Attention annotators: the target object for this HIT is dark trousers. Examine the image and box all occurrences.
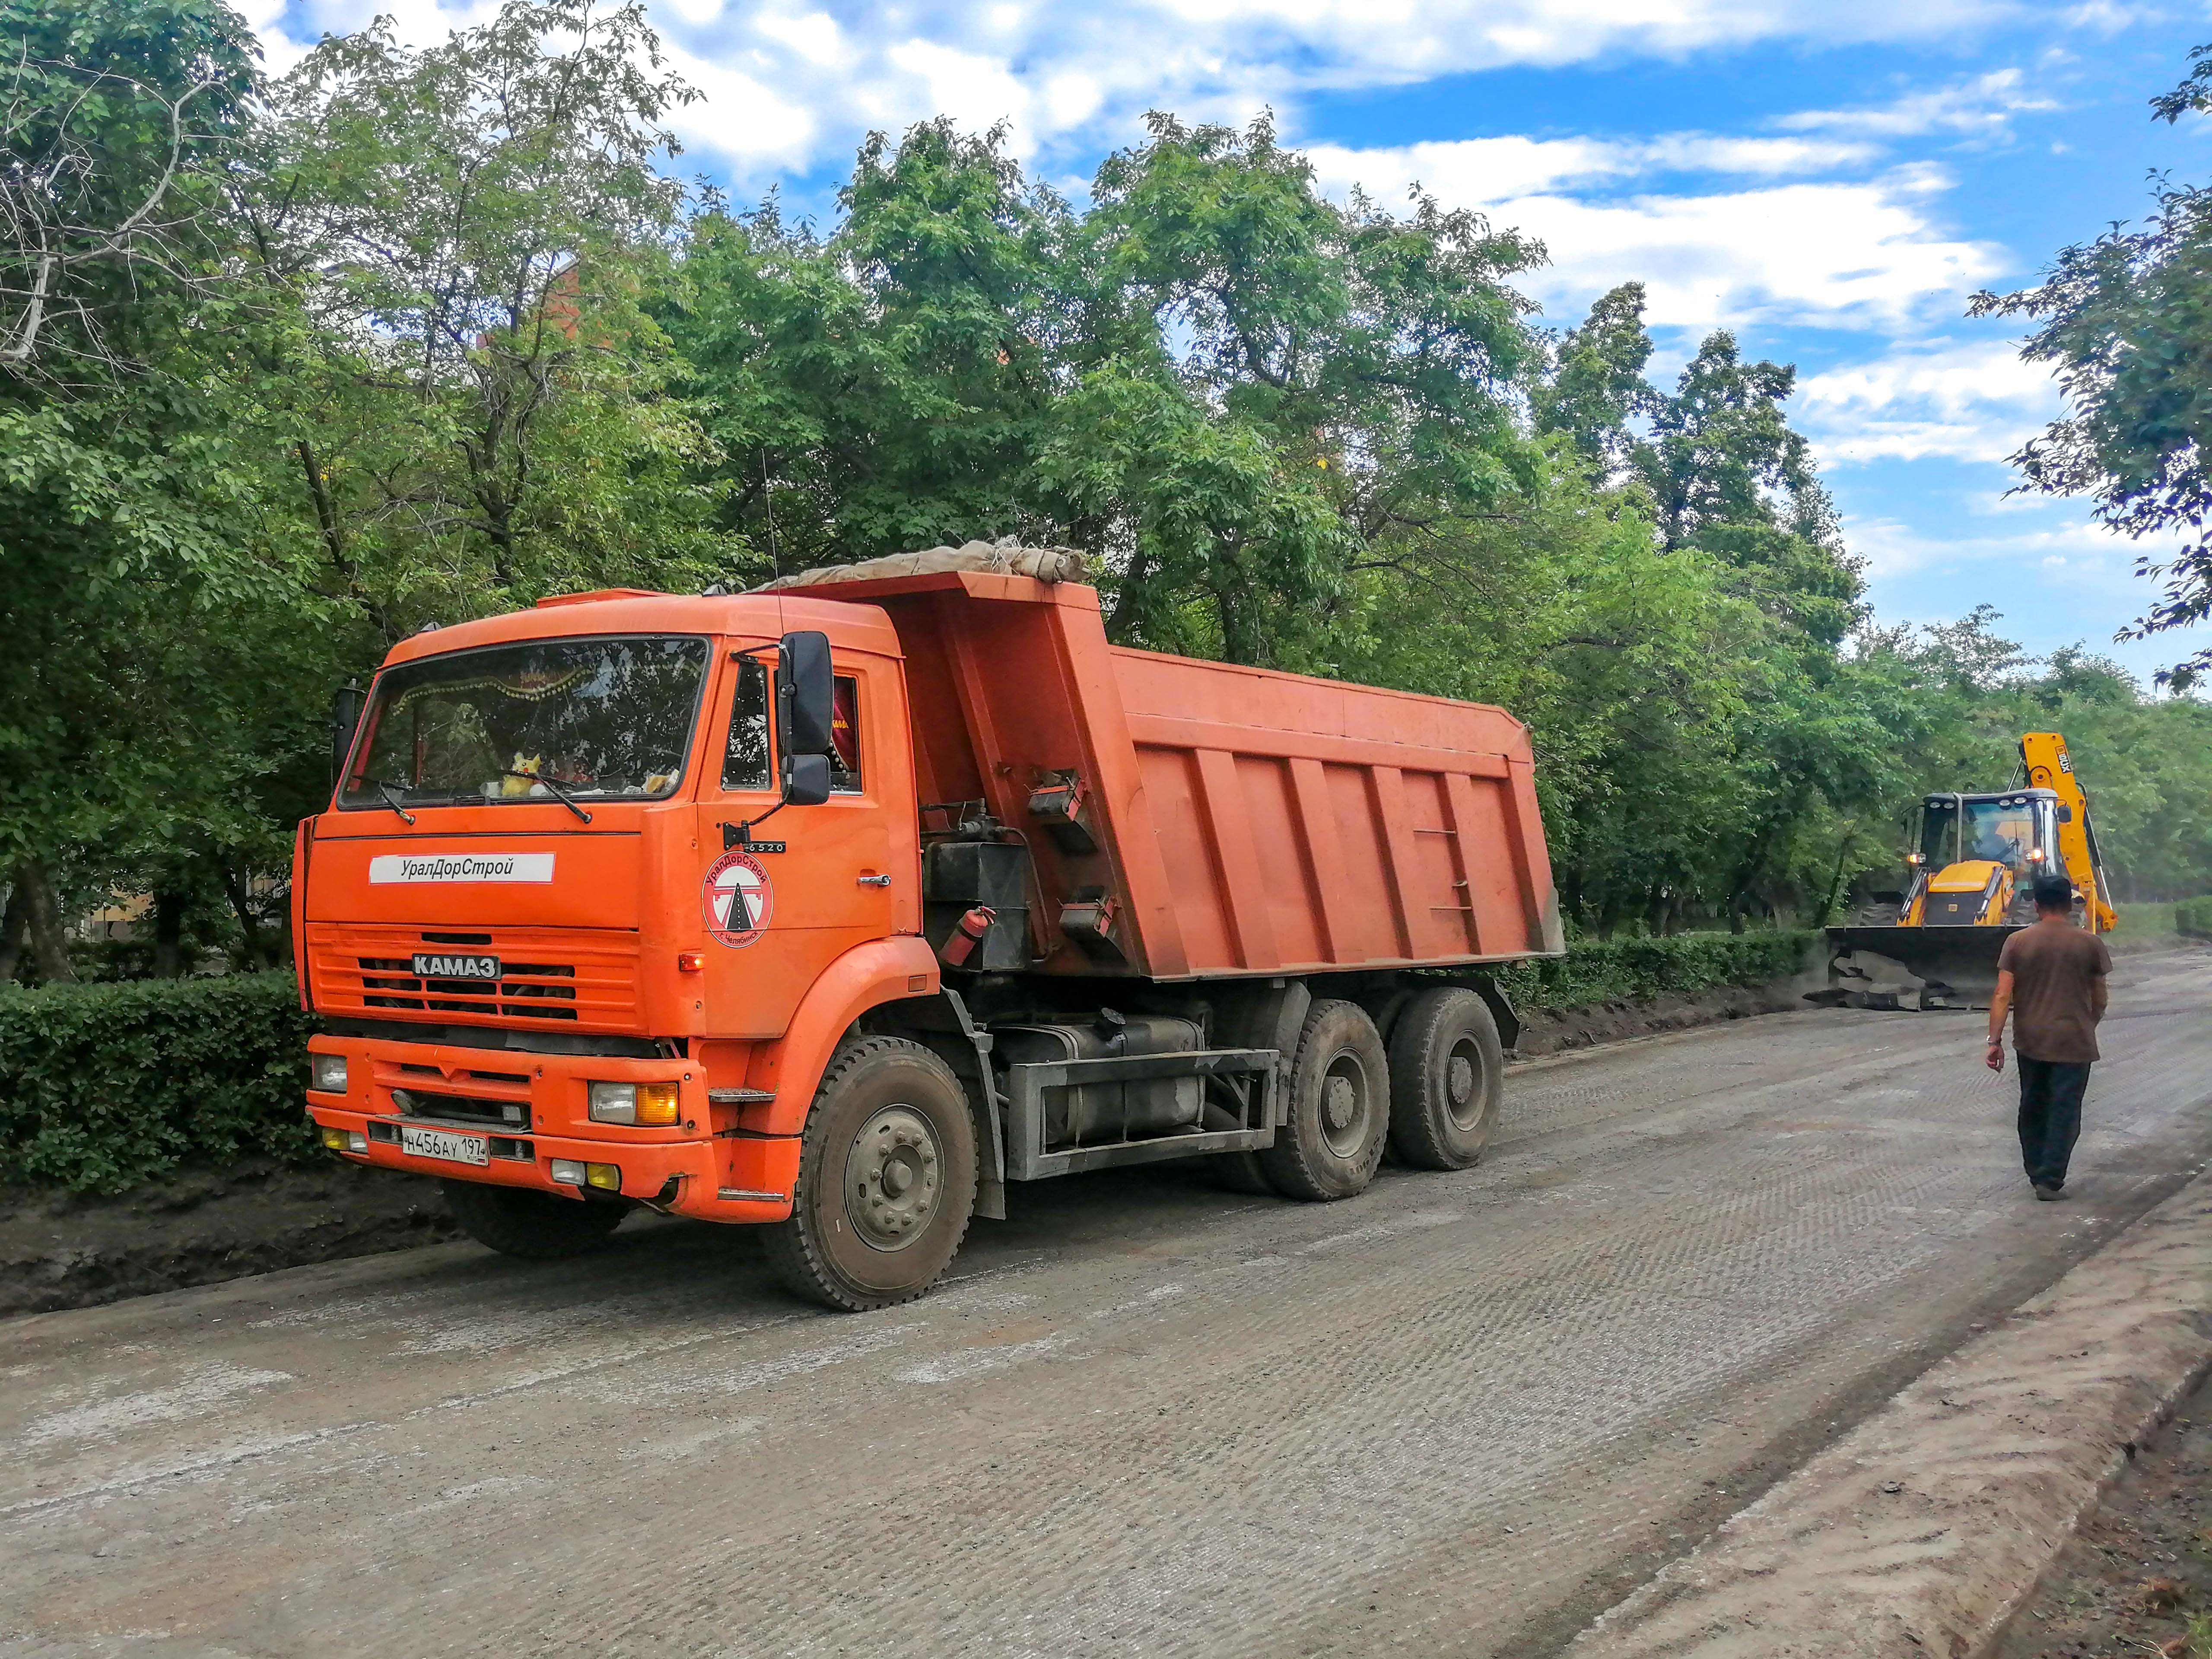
[2016,1057,2090,1189]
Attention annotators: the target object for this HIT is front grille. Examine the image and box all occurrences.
[359,957,578,1020]
[308,924,640,1033]
[392,1088,530,1129]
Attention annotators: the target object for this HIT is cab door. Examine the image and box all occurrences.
[692,646,909,1038]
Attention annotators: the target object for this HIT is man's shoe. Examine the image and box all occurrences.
[2033,1184,2066,1201]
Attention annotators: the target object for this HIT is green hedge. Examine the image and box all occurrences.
[1495,930,1816,1011]
[2178,897,2212,941]
[2,933,1816,1196]
[0,973,317,1194]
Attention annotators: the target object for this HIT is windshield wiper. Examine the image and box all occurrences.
[498,768,592,823]
[355,776,417,825]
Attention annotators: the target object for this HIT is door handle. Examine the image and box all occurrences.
[857,873,891,887]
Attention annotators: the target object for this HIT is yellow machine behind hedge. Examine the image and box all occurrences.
[1818,731,2115,1011]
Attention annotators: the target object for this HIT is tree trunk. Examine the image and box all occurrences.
[1815,827,1858,930]
[1104,546,1152,645]
[153,889,187,977]
[18,860,76,983]
[0,876,26,983]
[222,863,270,968]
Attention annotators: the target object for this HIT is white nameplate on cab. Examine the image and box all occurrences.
[369,853,556,884]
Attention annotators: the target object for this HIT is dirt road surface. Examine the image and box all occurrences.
[6,950,2209,1659]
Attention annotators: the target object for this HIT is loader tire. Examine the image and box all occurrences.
[1259,999,1389,1201]
[442,1179,627,1260]
[1385,987,1503,1171]
[762,1036,977,1313]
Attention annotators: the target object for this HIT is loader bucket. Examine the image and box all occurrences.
[1811,924,2023,1011]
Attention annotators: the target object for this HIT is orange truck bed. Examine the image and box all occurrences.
[776,565,1564,978]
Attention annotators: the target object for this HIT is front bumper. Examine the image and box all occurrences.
[304,1033,795,1222]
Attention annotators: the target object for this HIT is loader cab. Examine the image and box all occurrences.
[1906,790,2065,925]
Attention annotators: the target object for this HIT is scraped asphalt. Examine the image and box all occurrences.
[5,950,2209,1659]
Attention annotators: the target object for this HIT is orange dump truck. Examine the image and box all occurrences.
[298,550,1563,1309]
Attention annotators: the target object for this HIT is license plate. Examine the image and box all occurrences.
[400,1124,489,1166]
[413,951,500,979]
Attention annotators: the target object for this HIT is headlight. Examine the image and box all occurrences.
[588,1081,681,1126]
[311,1053,348,1093]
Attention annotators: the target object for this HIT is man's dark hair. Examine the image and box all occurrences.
[2033,874,2075,913]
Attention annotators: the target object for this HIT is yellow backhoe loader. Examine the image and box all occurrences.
[1818,732,2114,1010]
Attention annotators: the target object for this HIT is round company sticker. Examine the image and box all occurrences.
[702,849,773,947]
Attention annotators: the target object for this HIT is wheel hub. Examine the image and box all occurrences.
[1319,1054,1370,1155]
[1447,1053,1475,1107]
[1445,1039,1483,1128]
[845,1104,941,1251]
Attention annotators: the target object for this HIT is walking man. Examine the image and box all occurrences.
[1984,873,2111,1200]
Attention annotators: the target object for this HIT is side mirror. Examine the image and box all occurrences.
[2056,804,2074,823]
[330,680,364,786]
[782,751,832,808]
[777,630,835,760]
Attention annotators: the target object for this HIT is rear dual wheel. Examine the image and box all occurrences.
[1260,999,1391,1201]
[762,1036,978,1313]
[1386,988,1503,1170]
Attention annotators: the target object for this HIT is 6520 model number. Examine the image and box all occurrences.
[413,952,500,979]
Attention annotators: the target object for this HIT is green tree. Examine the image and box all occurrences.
[241,0,736,639]
[0,0,316,981]
[1969,41,2212,690]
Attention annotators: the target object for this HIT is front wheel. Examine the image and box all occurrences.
[441,1179,628,1260]
[762,1036,979,1312]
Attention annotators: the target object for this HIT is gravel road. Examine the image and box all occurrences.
[5,950,2209,1659]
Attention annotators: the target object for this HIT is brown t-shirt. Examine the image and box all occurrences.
[1998,923,2112,1063]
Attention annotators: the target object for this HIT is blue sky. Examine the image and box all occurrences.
[254,0,2212,686]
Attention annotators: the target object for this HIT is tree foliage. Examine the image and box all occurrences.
[3,0,2208,984]
[1971,42,2212,691]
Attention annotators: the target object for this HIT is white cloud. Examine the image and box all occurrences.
[261,0,2026,181]
[1306,143,2003,331]
[1847,511,2170,582]
[1796,339,2059,465]
[1777,67,2059,140]
[755,10,842,57]
[658,42,822,167]
[1303,133,1878,204]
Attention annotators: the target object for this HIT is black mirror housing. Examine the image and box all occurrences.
[330,680,365,786]
[783,751,832,807]
[777,630,835,758]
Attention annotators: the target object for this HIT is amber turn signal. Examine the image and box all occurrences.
[677,950,705,973]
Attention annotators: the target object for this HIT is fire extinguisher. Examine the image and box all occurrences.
[940,906,996,969]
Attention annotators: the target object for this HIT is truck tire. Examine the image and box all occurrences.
[441,1179,628,1260]
[762,1036,978,1313]
[1385,987,1503,1170]
[1259,999,1389,1201]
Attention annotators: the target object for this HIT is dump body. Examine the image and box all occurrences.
[775,565,1565,978]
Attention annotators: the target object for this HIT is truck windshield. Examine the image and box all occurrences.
[341,636,710,809]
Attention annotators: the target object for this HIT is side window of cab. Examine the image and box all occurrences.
[828,675,862,794]
[721,658,771,791]
[719,657,864,795]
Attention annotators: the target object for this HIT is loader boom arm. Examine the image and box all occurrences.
[2018,731,2115,932]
